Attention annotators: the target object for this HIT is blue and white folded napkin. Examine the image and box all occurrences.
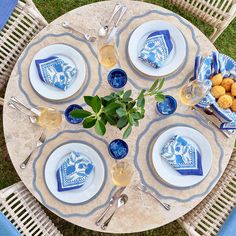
[139,30,173,69]
[161,135,203,176]
[35,56,78,91]
[56,151,94,192]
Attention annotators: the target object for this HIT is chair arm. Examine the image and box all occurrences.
[231,0,236,17]
[24,0,48,26]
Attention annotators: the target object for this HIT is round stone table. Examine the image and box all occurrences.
[3,0,235,234]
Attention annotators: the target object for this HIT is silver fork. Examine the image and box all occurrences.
[136,184,171,210]
[20,133,46,169]
[62,21,96,42]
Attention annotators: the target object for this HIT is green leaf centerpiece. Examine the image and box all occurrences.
[70,79,165,139]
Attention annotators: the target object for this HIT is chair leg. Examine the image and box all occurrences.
[0,97,4,106]
[209,27,221,43]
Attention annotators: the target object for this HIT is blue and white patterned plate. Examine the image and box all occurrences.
[44,142,105,204]
[197,52,236,125]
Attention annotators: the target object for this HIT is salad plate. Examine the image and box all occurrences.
[29,44,86,101]
[44,142,105,204]
[152,126,212,188]
[128,20,186,77]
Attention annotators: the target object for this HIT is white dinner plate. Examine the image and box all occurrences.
[152,126,212,188]
[128,20,186,77]
[44,142,105,204]
[29,44,86,101]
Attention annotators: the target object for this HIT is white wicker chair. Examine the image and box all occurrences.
[178,148,236,236]
[0,181,62,236]
[170,0,236,42]
[0,0,48,90]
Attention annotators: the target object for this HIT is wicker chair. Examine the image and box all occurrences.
[178,148,236,236]
[170,0,236,42]
[0,181,62,236]
[0,0,48,90]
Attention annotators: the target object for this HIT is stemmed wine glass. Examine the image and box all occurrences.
[179,79,211,106]
[179,55,211,106]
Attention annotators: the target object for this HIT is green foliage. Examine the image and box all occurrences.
[70,79,165,138]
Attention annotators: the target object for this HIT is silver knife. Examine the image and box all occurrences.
[10,96,41,116]
[192,107,232,138]
[107,6,127,41]
[95,187,125,226]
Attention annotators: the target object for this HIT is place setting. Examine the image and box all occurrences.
[115,8,200,91]
[32,129,110,215]
[16,32,103,110]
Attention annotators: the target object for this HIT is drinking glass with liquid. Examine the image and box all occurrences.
[98,38,118,68]
[36,107,62,131]
[111,161,133,187]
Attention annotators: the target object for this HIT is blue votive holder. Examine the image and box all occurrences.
[108,139,129,160]
[156,95,177,115]
[65,104,83,124]
[107,69,127,89]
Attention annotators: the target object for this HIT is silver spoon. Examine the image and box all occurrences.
[95,187,125,226]
[20,132,46,169]
[101,194,128,230]
[136,184,171,210]
[8,102,37,124]
[98,3,122,37]
[62,21,96,42]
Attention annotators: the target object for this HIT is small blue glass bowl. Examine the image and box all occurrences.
[65,104,83,124]
[156,95,177,115]
[108,139,129,160]
[107,69,127,89]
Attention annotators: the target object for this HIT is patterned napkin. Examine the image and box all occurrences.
[138,30,173,69]
[56,151,94,192]
[161,135,203,176]
[35,56,78,91]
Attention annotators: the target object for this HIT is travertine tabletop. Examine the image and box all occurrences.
[3,0,235,234]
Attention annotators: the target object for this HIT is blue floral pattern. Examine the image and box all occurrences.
[161,135,203,176]
[196,52,236,127]
[139,30,173,69]
[56,151,94,192]
[35,56,78,91]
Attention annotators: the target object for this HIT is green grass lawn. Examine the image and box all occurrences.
[0,0,235,235]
